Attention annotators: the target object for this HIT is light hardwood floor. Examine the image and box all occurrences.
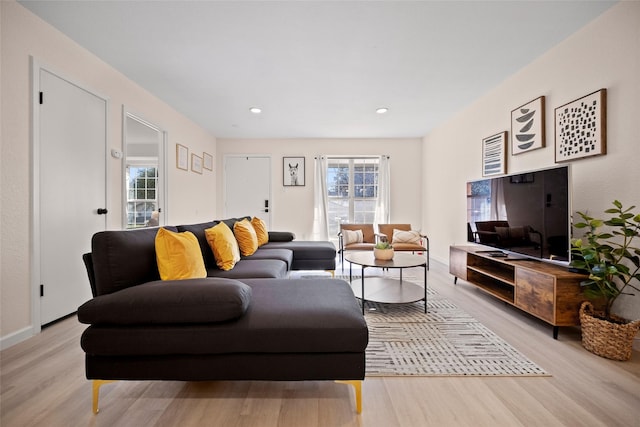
[2,259,639,427]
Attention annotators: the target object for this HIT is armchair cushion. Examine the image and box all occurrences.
[391,229,421,244]
[343,229,363,245]
[340,224,375,244]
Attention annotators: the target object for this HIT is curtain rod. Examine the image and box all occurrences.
[314,155,390,160]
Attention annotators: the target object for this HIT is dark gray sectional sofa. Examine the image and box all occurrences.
[78,217,368,414]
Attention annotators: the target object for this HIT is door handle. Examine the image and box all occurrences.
[97,208,108,215]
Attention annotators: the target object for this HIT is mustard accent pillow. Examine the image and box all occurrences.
[204,222,241,271]
[234,219,259,256]
[251,217,269,246]
[155,227,207,280]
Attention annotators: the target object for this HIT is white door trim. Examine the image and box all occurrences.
[30,57,110,332]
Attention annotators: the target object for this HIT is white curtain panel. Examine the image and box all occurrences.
[374,155,391,227]
[312,155,329,240]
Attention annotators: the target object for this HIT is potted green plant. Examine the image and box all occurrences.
[373,240,394,260]
[570,200,640,361]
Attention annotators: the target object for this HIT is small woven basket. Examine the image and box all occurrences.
[579,301,640,361]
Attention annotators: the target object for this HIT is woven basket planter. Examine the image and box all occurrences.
[579,301,640,361]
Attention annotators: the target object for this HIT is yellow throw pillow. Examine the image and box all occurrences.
[234,219,259,256]
[204,222,241,271]
[251,217,269,246]
[155,227,207,280]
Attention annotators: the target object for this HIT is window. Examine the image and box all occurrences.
[326,157,379,240]
[126,165,157,228]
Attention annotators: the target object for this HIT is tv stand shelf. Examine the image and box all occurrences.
[450,245,586,339]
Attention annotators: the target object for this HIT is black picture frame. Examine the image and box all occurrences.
[283,156,305,186]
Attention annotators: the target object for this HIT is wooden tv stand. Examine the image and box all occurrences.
[449,245,586,339]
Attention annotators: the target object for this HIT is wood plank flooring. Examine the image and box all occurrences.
[2,260,639,426]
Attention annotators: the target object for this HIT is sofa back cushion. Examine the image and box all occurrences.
[177,221,219,269]
[91,227,177,296]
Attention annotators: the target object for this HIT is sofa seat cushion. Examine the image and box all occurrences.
[78,278,251,325]
[207,259,287,279]
[242,248,294,270]
[81,278,367,356]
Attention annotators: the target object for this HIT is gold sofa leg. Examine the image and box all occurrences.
[336,380,362,413]
[92,380,116,414]
[327,270,335,277]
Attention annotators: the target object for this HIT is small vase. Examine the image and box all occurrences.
[374,248,394,260]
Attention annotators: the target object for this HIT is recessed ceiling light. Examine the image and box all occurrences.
[249,107,262,114]
[376,107,389,114]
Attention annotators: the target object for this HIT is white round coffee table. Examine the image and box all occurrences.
[344,252,428,314]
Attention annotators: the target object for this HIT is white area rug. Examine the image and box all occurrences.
[293,270,549,377]
[363,296,549,376]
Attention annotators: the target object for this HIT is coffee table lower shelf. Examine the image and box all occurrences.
[349,278,425,306]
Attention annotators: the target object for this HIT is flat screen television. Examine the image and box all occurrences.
[466,165,571,263]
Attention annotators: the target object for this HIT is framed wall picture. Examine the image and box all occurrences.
[191,153,203,174]
[176,143,188,170]
[511,96,545,155]
[283,156,305,186]
[555,88,607,163]
[482,131,507,177]
[203,152,213,171]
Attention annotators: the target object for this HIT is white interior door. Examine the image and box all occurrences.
[224,156,271,228]
[38,69,107,325]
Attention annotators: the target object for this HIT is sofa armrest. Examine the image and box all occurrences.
[268,231,296,242]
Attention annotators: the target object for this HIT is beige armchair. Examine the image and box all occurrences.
[377,224,429,269]
[338,224,378,271]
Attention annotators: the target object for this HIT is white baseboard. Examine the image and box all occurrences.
[0,326,35,351]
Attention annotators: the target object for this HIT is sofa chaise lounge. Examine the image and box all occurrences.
[79,217,368,414]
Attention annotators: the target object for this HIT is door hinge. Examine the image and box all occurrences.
[39,92,44,105]
[40,284,44,297]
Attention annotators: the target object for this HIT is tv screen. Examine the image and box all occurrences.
[466,166,570,262]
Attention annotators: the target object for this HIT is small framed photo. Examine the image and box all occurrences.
[191,153,203,174]
[176,143,188,170]
[283,156,305,186]
[482,131,507,177]
[203,152,213,171]
[511,96,545,155]
[555,88,607,163]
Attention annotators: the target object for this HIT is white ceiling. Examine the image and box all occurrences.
[19,1,616,139]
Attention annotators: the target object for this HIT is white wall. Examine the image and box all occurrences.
[216,138,423,240]
[0,1,217,345]
[422,1,640,320]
